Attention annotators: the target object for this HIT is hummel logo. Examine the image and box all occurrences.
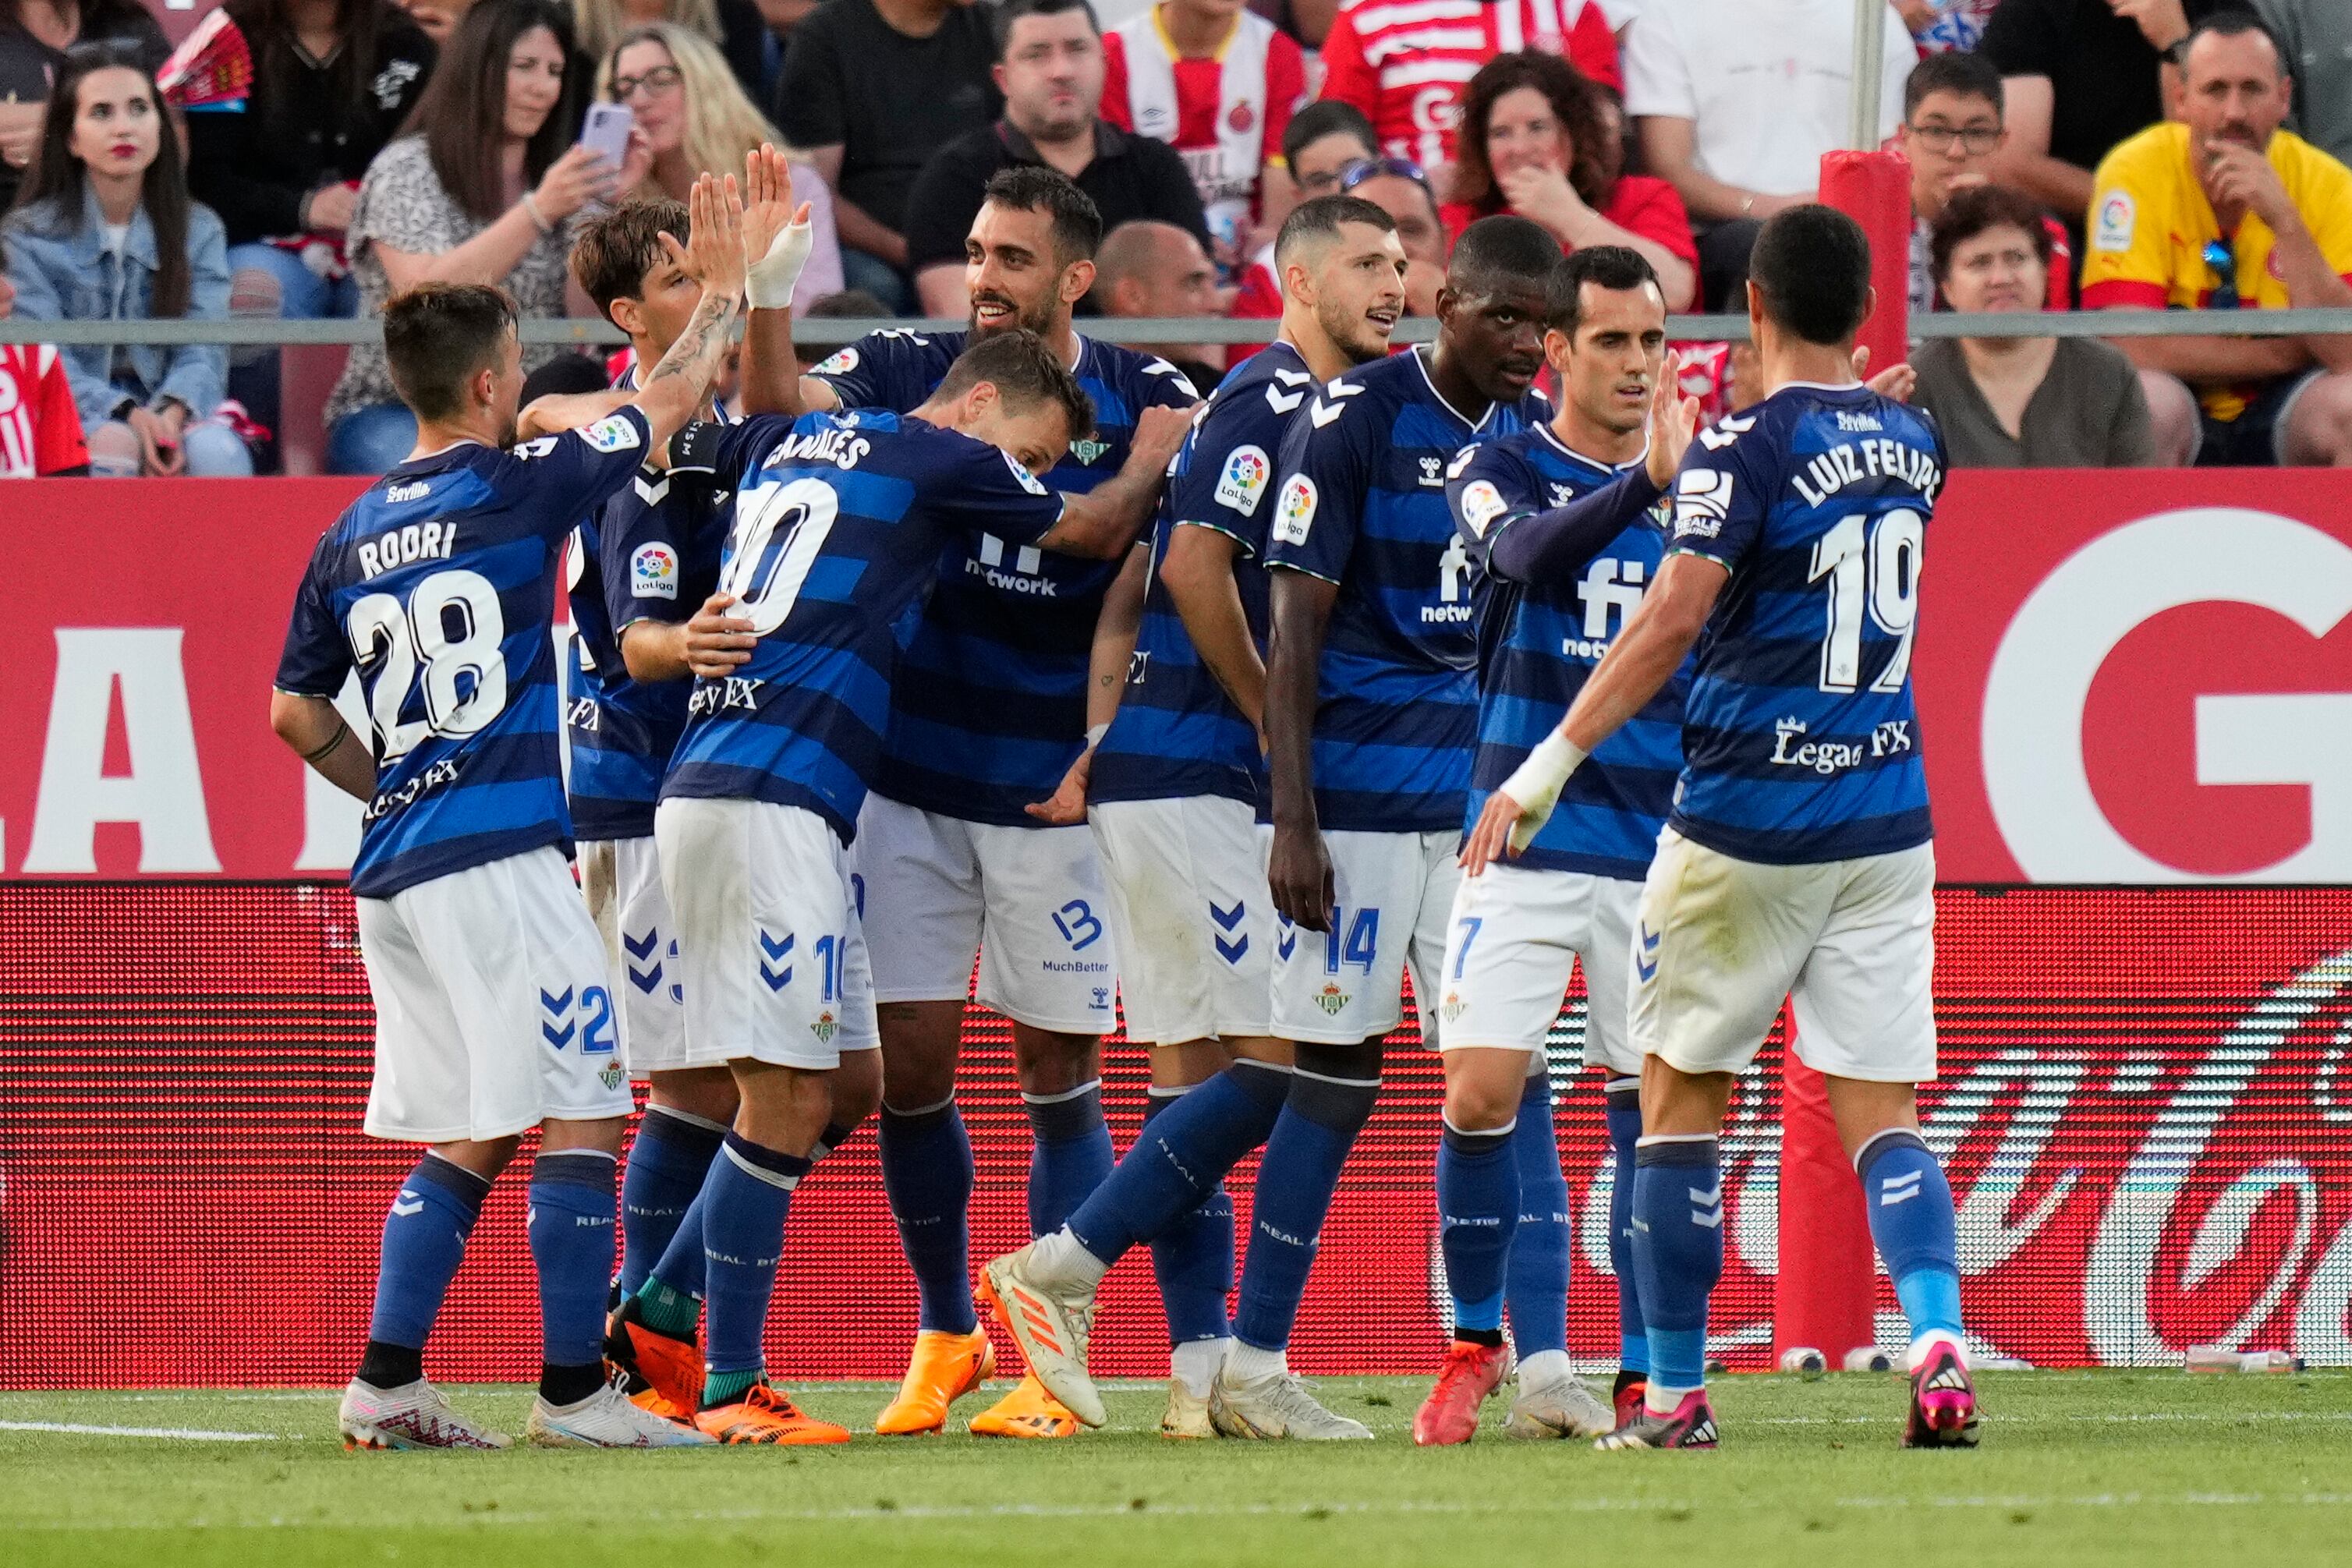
[1276,917,1296,961]
[1266,384,1305,414]
[1690,1180,1723,1228]
[391,1195,423,1218]
[1309,398,1344,428]
[540,986,576,1048]
[632,473,670,507]
[1635,923,1661,983]
[1273,367,1312,385]
[759,929,794,991]
[1698,413,1756,451]
[1880,1170,1924,1206]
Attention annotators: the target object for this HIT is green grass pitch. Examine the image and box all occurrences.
[5,1372,2349,1566]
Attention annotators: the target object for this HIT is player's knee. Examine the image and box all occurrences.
[731,1060,833,1150]
[1441,1049,1529,1132]
[1009,1025,1098,1095]
[830,1049,884,1129]
[430,1132,522,1180]
[1149,1036,1229,1088]
[2285,373,2352,465]
[649,1067,739,1126]
[540,1115,626,1156]
[877,1002,960,1106]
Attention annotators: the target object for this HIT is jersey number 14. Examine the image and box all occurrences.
[1806,508,1922,695]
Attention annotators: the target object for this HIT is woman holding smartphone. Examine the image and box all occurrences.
[325,0,643,472]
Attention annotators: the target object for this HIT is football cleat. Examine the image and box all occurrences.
[1503,1368,1615,1440]
[1412,1340,1509,1446]
[606,1294,703,1417]
[1594,1386,1718,1450]
[1160,1379,1215,1439]
[526,1372,715,1447]
[978,1245,1103,1428]
[1903,1338,1981,1449]
[875,1327,997,1435]
[1611,1372,1648,1433]
[338,1377,511,1451]
[1210,1370,1374,1441]
[693,1381,852,1446]
[967,1372,1081,1439]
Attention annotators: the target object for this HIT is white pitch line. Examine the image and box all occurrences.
[0,1421,293,1443]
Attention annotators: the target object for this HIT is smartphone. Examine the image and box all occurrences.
[579,103,633,169]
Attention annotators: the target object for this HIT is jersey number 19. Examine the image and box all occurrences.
[1806,508,1922,695]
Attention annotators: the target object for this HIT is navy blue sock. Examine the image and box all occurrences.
[1234,1046,1381,1352]
[619,1107,724,1297]
[699,1132,810,1407]
[1142,1086,1255,1348]
[1025,1081,1113,1238]
[1604,1079,1649,1375]
[1504,1069,1569,1360]
[363,1154,491,1382]
[1069,1060,1289,1264]
[528,1150,618,1400]
[1439,1120,1518,1336]
[878,1098,977,1335]
[1631,1137,1723,1392]
[1857,1127,1964,1338]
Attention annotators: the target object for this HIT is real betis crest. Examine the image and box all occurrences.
[810,1010,838,1044]
[1314,982,1350,1016]
[1069,436,1112,465]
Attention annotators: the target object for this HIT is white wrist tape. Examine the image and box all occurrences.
[1085,723,1110,749]
[746,215,814,310]
[1498,729,1587,852]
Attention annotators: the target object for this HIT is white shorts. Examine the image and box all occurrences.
[655,796,880,1070]
[856,793,1118,1035]
[1089,796,1272,1046]
[1433,862,1643,1074]
[1270,829,1458,1046]
[1629,827,1937,1083]
[356,846,632,1144]
[579,835,691,1078]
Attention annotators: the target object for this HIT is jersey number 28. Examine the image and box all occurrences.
[1806,508,1922,695]
[345,569,508,761]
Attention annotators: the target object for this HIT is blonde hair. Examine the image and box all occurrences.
[574,0,721,70]
[596,20,802,195]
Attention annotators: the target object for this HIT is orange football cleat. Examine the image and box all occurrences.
[629,1384,699,1425]
[1412,1340,1509,1446]
[967,1372,1080,1439]
[692,1382,852,1446]
[607,1297,704,1417]
[875,1327,997,1435]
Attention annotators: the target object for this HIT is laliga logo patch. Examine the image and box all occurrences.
[631,542,679,600]
[583,414,642,454]
[814,345,859,376]
[1215,444,1271,515]
[2093,191,2134,253]
[1458,479,1507,539]
[1000,449,1049,494]
[1273,475,1317,547]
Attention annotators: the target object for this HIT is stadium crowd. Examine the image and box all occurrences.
[2,0,2348,474]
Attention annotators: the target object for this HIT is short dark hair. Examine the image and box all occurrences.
[519,352,611,404]
[1282,99,1376,171]
[981,165,1104,265]
[1447,214,1561,297]
[803,288,891,320]
[2184,8,2283,69]
[1546,245,1660,333]
[1929,184,2053,281]
[402,0,583,223]
[993,0,1098,57]
[569,198,690,324]
[1273,194,1396,269]
[383,283,520,421]
[1903,49,2004,119]
[935,327,1096,444]
[1750,205,1872,346]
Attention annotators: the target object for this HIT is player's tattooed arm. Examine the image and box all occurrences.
[1036,402,1195,559]
[632,175,748,455]
[270,692,375,802]
[516,389,632,441]
[1264,568,1339,932]
[1163,522,1266,731]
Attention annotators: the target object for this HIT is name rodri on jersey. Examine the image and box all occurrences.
[273,409,657,898]
[1665,384,1943,865]
[811,327,1197,822]
[656,409,1068,838]
[1091,341,1316,809]
[1263,348,1546,832]
[1451,427,1683,880]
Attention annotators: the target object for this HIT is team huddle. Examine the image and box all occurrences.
[271,143,1978,1455]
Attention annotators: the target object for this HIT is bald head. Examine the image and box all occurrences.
[1094,221,1221,320]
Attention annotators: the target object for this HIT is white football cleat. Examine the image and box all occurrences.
[526,1372,716,1447]
[1504,1368,1615,1439]
[1208,1370,1374,1440]
[338,1377,511,1450]
[979,1244,1103,1428]
[1160,1380,1214,1439]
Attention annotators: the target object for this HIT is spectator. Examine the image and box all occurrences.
[1983,0,2223,234]
[774,0,999,315]
[1913,184,2156,465]
[902,0,1208,318]
[1897,51,2073,314]
[1101,0,1306,270]
[1093,216,1224,389]
[1624,0,1915,310]
[1440,51,1696,311]
[2255,0,2352,168]
[2084,12,2352,466]
[395,0,475,41]
[1899,0,1996,51]
[573,0,770,102]
[2,46,252,476]
[1317,0,1620,174]
[325,0,623,473]
[597,22,842,309]
[1227,97,1376,320]
[0,260,90,473]
[1339,154,1444,315]
[794,284,888,367]
[0,0,168,212]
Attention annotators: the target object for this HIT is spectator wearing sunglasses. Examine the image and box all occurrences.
[2084,12,2352,465]
[1897,51,2071,316]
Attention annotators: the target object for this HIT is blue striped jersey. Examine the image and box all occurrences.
[275,408,657,898]
[1449,427,1684,880]
[1262,347,1547,833]
[564,461,728,841]
[812,327,1198,823]
[1663,382,1943,865]
[1091,341,1317,808]
[657,408,1068,840]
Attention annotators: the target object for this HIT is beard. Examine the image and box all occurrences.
[969,291,1057,340]
[1315,291,1392,366]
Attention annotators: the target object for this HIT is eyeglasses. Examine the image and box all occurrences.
[2201,239,2241,309]
[1904,123,2003,154]
[610,64,682,101]
[1337,156,1430,195]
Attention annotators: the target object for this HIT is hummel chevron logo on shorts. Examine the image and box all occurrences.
[758,929,793,991]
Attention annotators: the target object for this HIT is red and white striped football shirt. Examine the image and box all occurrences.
[1318,0,1621,172]
[0,344,89,477]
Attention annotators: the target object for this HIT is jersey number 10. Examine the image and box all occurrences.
[722,476,841,635]
[1806,508,1922,695]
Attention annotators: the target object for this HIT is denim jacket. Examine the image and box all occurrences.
[0,183,232,427]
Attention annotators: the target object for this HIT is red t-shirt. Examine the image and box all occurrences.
[1102,8,1308,246]
[0,345,89,476]
[1440,173,1698,265]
